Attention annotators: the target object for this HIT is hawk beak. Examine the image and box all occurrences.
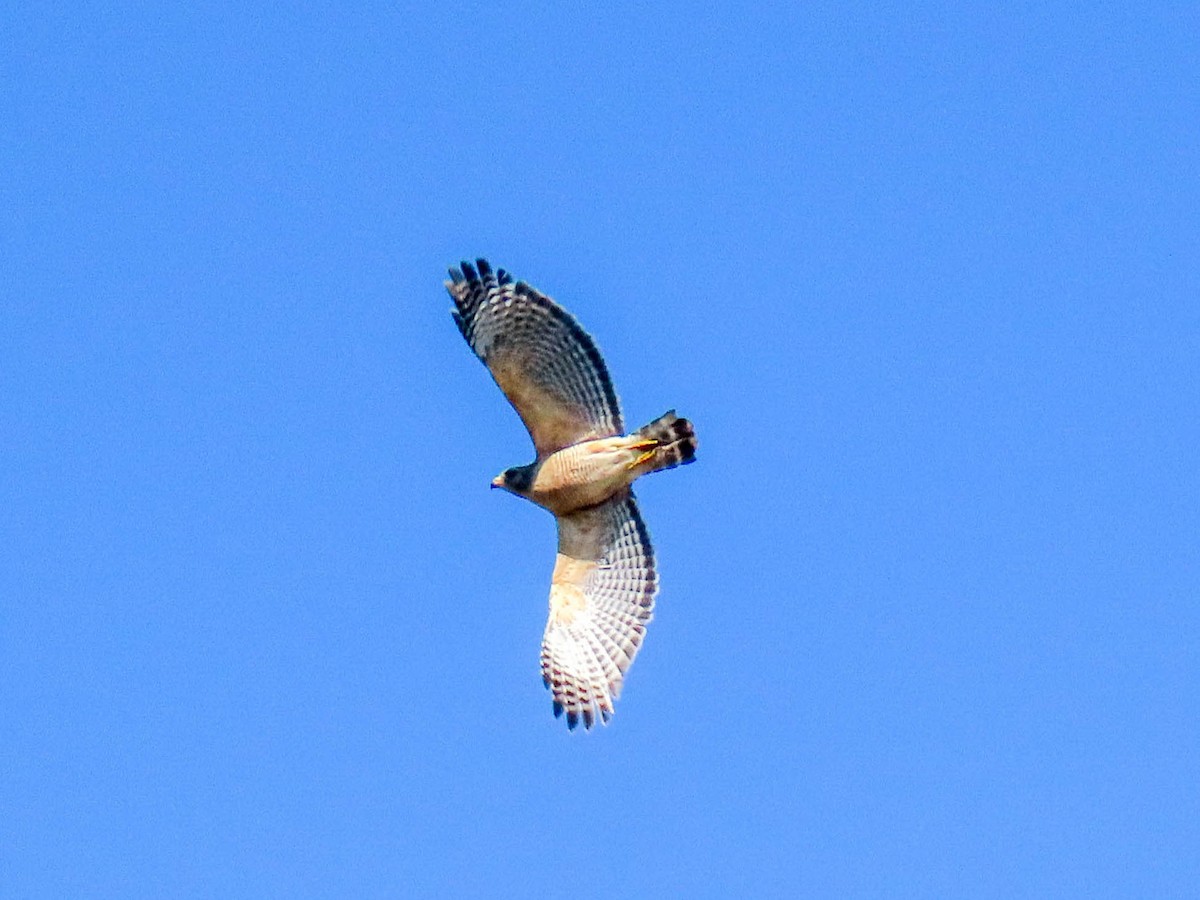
[490,475,504,489]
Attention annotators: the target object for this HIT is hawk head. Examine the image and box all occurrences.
[491,464,536,496]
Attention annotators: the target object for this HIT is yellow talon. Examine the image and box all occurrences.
[628,439,657,450]
[628,449,657,470]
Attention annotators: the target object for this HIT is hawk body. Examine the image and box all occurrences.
[446,259,696,729]
[498,429,687,516]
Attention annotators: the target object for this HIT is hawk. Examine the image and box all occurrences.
[446,259,697,729]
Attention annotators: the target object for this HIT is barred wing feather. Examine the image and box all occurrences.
[446,259,623,457]
[542,491,657,729]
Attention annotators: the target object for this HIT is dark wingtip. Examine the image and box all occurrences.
[460,260,478,281]
[448,266,464,283]
[581,707,595,730]
[553,700,564,719]
[566,709,579,730]
[476,258,492,277]
[496,268,512,285]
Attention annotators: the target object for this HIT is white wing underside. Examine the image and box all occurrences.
[541,490,658,729]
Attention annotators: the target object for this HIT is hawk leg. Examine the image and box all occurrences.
[627,444,659,470]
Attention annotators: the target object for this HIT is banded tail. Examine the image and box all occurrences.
[635,410,697,473]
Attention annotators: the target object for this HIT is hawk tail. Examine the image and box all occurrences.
[635,410,697,473]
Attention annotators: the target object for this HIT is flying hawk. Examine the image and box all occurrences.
[446,259,697,729]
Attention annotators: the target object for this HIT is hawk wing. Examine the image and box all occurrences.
[542,490,657,729]
[446,259,624,458]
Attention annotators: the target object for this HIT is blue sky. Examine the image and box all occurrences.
[4,2,1198,896]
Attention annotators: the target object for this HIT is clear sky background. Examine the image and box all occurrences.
[4,3,1198,897]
